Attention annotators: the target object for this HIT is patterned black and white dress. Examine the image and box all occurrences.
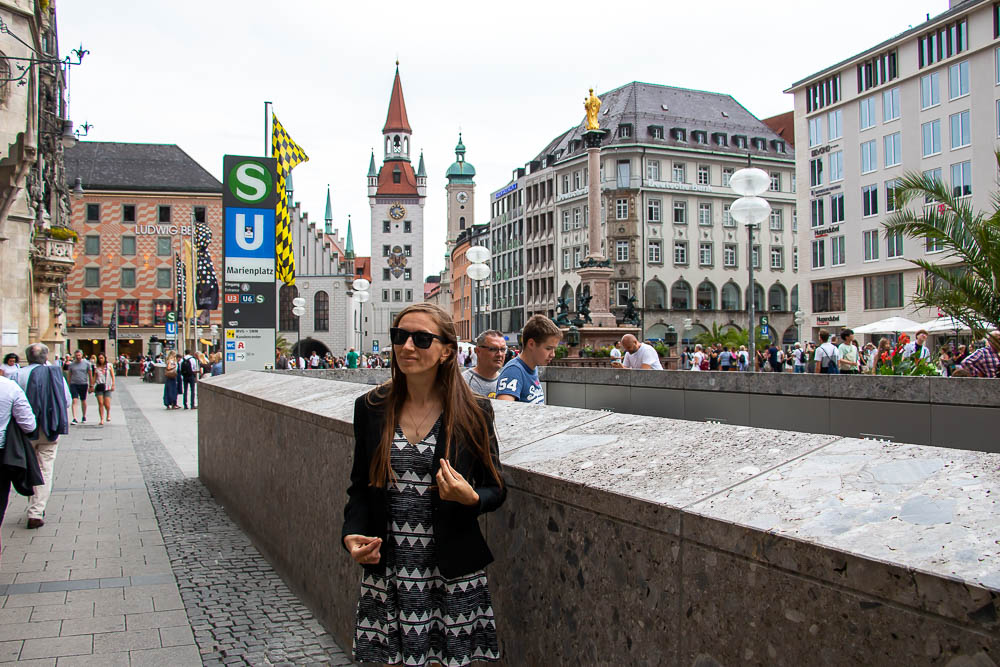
[354,418,500,666]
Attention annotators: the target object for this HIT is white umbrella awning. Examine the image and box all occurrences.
[852,316,922,334]
[919,317,996,334]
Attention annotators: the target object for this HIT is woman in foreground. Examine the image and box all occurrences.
[343,303,505,666]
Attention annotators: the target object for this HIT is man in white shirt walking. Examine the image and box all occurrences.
[612,335,663,370]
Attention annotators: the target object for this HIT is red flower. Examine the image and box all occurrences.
[881,352,890,362]
[899,334,911,345]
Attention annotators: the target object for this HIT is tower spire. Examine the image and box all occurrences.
[345,215,355,259]
[324,184,332,222]
[382,64,411,133]
[416,151,426,178]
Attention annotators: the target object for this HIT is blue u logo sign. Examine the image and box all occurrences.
[235,213,264,252]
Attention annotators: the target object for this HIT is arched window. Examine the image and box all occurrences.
[403,137,409,154]
[561,283,574,310]
[696,280,716,311]
[790,285,799,312]
[746,283,765,311]
[782,326,798,345]
[645,279,666,310]
[314,291,329,331]
[721,282,740,311]
[768,284,788,312]
[671,280,691,310]
[459,216,466,230]
[0,52,9,106]
[385,137,391,154]
[393,135,401,153]
[279,284,298,331]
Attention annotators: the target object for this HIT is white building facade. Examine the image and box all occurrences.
[497,82,800,345]
[788,0,999,340]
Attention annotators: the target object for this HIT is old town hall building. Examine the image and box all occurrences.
[366,66,427,353]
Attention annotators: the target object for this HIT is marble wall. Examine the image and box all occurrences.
[200,372,999,666]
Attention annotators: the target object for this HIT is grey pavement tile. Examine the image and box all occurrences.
[19,634,93,660]
[123,585,176,600]
[150,593,183,612]
[0,658,57,667]
[38,579,102,593]
[59,614,125,636]
[54,653,129,667]
[121,564,173,578]
[0,641,20,662]
[125,610,189,631]
[0,620,61,641]
[65,588,123,605]
[156,625,195,648]
[93,597,154,617]
[2,591,67,608]
[14,571,72,585]
[127,574,174,587]
[69,567,122,581]
[20,551,76,563]
[29,603,95,622]
[0,573,14,586]
[3,582,41,594]
[0,607,31,624]
[128,645,201,666]
[97,577,130,589]
[92,628,160,654]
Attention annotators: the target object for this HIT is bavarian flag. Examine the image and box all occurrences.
[272,113,309,286]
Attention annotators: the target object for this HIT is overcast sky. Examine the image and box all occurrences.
[58,0,947,278]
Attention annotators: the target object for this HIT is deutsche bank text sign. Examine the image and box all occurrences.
[223,155,278,374]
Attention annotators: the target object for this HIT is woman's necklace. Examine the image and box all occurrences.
[406,401,439,443]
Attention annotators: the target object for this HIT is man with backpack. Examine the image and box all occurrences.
[180,349,199,409]
[814,330,841,374]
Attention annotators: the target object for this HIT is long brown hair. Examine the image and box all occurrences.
[367,303,502,489]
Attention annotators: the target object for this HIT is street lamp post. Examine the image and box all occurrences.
[291,296,305,366]
[794,310,805,345]
[729,165,772,373]
[351,279,371,353]
[466,245,491,341]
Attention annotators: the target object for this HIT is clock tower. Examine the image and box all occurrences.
[367,64,427,353]
[444,133,476,254]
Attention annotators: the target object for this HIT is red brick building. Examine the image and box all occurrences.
[63,142,222,359]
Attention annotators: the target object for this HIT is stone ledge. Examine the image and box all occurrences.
[199,371,1000,663]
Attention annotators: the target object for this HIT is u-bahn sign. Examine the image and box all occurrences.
[222,155,278,373]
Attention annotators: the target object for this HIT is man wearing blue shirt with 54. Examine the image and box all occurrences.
[495,315,562,404]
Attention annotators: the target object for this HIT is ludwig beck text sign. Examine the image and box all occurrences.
[223,155,278,373]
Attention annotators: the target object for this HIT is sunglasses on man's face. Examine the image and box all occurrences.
[389,327,449,349]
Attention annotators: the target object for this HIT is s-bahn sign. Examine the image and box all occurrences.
[222,155,278,373]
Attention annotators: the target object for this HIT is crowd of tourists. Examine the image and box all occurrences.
[676,327,999,378]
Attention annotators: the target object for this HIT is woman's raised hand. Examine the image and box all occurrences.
[436,459,480,507]
[344,535,382,565]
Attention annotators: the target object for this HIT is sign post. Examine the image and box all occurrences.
[222,155,278,373]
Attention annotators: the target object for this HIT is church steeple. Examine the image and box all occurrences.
[345,215,355,259]
[382,63,412,162]
[324,185,333,226]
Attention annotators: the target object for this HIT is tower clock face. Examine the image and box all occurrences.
[389,203,406,220]
[456,191,469,204]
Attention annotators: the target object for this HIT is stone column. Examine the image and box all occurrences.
[577,129,616,328]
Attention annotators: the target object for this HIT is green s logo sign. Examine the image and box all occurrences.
[228,161,273,204]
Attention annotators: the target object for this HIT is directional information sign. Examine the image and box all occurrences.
[223,155,278,373]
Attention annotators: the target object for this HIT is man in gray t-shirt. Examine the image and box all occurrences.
[461,330,507,398]
[65,350,92,424]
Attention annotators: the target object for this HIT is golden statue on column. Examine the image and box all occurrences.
[584,88,601,130]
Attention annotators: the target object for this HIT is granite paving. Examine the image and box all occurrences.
[1,378,356,666]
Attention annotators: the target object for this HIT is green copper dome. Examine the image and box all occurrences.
[445,132,475,183]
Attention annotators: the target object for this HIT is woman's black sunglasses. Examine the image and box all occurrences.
[389,327,449,349]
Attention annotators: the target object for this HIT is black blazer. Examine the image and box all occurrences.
[342,390,506,579]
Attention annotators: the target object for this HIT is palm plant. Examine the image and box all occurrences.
[882,151,1000,339]
[275,335,292,357]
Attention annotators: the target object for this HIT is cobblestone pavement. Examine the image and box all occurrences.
[1,379,357,666]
